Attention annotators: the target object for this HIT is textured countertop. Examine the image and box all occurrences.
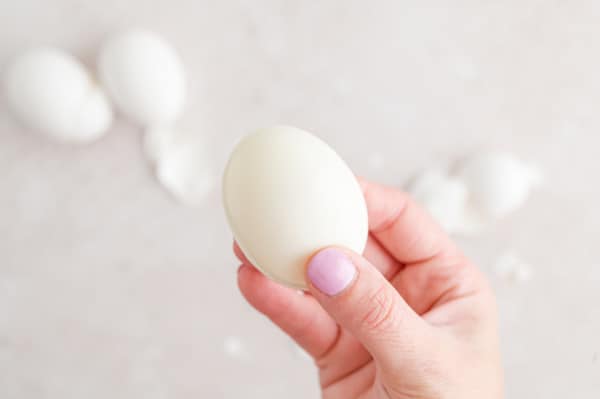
[1,1,599,398]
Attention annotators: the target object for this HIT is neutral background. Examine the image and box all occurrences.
[1,1,599,398]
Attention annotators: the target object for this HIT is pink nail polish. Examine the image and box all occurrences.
[307,248,356,296]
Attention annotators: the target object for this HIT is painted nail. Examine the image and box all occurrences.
[307,248,356,296]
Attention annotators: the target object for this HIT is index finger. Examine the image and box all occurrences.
[358,178,457,265]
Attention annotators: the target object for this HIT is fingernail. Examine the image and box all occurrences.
[307,248,356,296]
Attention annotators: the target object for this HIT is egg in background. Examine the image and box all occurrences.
[2,47,113,142]
[98,29,186,127]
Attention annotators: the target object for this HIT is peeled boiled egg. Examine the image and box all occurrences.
[98,29,186,127]
[2,47,113,142]
[222,126,368,289]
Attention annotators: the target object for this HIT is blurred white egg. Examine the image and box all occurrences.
[98,29,186,126]
[222,126,368,289]
[457,152,543,219]
[144,126,214,206]
[2,47,113,142]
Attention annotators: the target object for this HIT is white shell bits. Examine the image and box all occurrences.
[144,127,214,206]
[409,168,470,233]
[409,152,543,235]
[98,29,186,127]
[2,47,113,142]
[222,126,368,289]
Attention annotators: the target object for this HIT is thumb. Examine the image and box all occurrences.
[306,247,432,369]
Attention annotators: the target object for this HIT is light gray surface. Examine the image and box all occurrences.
[1,1,599,398]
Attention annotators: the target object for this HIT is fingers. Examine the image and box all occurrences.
[357,179,483,316]
[306,247,432,369]
[358,179,458,264]
[236,242,374,383]
[363,235,402,279]
[322,361,376,398]
[236,239,400,281]
[390,251,478,315]
[233,241,251,264]
[237,263,339,358]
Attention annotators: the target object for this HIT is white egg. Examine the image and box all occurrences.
[457,152,543,219]
[222,126,368,289]
[2,47,113,142]
[98,29,186,126]
[144,126,214,206]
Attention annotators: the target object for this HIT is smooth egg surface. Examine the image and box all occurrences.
[222,126,368,289]
[457,153,542,218]
[98,29,186,126]
[2,47,112,142]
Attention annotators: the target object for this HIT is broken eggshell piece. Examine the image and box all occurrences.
[408,152,543,235]
[144,127,214,206]
[408,168,472,234]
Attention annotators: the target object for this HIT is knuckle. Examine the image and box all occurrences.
[358,285,399,333]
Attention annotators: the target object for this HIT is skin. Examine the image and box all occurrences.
[234,179,504,398]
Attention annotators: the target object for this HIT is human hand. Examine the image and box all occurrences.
[235,179,503,398]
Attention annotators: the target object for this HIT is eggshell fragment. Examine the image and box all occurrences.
[408,152,543,235]
[408,168,471,233]
[144,127,214,206]
[98,29,186,127]
[2,47,112,142]
[494,251,534,283]
[222,126,368,289]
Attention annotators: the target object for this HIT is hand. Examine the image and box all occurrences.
[235,179,503,398]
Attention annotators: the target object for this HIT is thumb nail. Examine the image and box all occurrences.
[307,248,356,296]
